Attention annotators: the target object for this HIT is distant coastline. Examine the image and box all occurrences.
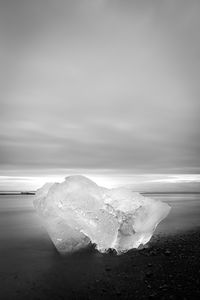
[0,191,36,195]
[142,191,200,194]
[0,191,200,196]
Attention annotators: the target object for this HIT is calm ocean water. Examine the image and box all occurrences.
[0,193,199,251]
[145,193,200,234]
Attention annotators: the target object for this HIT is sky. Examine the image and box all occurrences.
[0,0,200,190]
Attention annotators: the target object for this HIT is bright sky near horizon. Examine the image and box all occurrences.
[1,174,200,192]
[0,0,200,190]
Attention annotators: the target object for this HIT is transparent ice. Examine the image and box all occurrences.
[33,175,171,254]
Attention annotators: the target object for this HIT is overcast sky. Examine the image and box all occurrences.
[0,0,200,189]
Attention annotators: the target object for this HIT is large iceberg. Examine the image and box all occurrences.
[33,175,170,254]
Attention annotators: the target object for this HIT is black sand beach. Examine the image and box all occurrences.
[0,194,200,300]
[0,228,200,300]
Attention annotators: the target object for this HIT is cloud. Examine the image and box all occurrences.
[0,0,200,181]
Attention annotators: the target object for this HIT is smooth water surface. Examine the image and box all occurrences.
[145,193,200,234]
[0,193,199,246]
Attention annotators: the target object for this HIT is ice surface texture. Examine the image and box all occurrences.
[33,175,171,254]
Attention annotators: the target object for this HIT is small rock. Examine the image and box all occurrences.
[149,292,157,299]
[146,271,153,277]
[164,249,171,256]
[149,250,157,256]
[159,284,168,290]
[147,284,152,289]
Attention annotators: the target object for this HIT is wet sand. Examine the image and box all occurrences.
[0,194,200,299]
[0,227,200,300]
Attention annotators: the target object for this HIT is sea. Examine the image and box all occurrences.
[0,193,200,247]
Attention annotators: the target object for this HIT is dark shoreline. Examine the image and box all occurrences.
[0,192,35,195]
[1,191,200,196]
[1,228,200,300]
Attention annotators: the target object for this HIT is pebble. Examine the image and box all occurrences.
[145,271,153,277]
[164,249,171,256]
[159,284,168,290]
[147,284,152,289]
[149,292,157,299]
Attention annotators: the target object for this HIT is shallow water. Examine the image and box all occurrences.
[0,195,53,253]
[145,193,200,235]
[0,193,199,247]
